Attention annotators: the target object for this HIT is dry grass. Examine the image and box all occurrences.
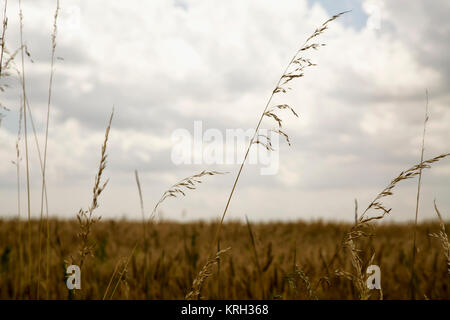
[37,0,59,299]
[430,201,450,276]
[185,247,231,300]
[73,109,113,270]
[410,90,430,298]
[212,10,349,261]
[336,153,450,299]
[17,0,33,297]
[0,0,7,80]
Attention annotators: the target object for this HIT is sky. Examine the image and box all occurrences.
[0,0,449,222]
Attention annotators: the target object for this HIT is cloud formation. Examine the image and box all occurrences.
[0,0,449,222]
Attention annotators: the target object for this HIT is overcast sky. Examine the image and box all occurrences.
[0,0,449,222]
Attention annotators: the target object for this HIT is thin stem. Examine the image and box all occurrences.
[0,0,7,77]
[209,10,350,260]
[18,0,32,297]
[245,215,265,299]
[134,170,146,240]
[102,258,122,300]
[410,89,429,299]
[14,103,23,299]
[37,0,59,299]
[15,75,51,298]
[210,47,303,254]
[109,243,137,300]
[134,169,148,297]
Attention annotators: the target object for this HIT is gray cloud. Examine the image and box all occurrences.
[0,0,449,222]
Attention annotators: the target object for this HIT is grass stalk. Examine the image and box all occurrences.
[211,11,349,254]
[0,0,7,77]
[77,109,113,271]
[134,170,146,242]
[18,0,33,297]
[37,0,59,299]
[429,201,450,276]
[13,103,23,299]
[410,89,429,299]
[134,169,148,297]
[245,215,265,299]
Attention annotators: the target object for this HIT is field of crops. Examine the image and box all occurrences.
[0,219,448,299]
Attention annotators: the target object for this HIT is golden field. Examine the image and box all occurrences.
[0,219,448,300]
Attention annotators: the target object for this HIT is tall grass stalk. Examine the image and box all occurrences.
[37,0,59,299]
[429,201,450,276]
[17,0,32,296]
[134,170,146,241]
[186,247,231,300]
[108,244,137,300]
[134,169,149,297]
[13,104,23,299]
[245,215,265,299]
[0,0,7,76]
[211,11,349,254]
[76,109,113,271]
[410,90,429,299]
[102,257,122,300]
[316,153,450,295]
[13,76,51,297]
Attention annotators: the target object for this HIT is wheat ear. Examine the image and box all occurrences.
[429,201,450,276]
[185,247,231,300]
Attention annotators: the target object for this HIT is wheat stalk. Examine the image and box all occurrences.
[102,256,122,300]
[245,215,265,299]
[285,258,318,300]
[429,201,450,276]
[107,244,137,300]
[185,247,231,300]
[340,239,373,299]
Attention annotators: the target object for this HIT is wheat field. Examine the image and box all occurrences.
[0,219,448,300]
